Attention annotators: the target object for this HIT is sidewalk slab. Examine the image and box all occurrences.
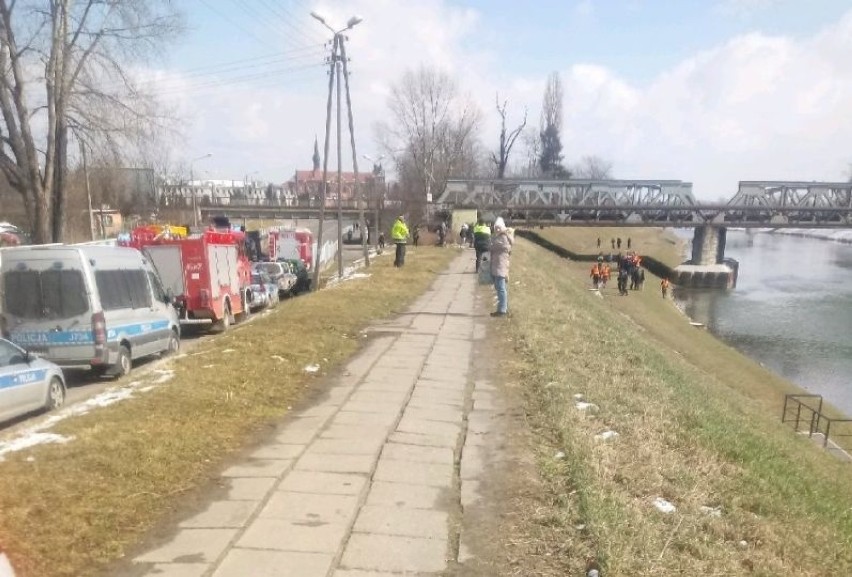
[134,528,237,564]
[278,471,368,496]
[374,459,454,488]
[365,481,445,510]
[340,534,447,573]
[353,505,449,539]
[259,492,359,524]
[213,549,333,577]
[237,518,348,552]
[178,500,259,529]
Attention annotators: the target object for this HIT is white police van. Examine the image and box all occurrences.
[0,245,180,377]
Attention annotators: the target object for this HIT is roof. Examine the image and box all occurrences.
[293,170,373,183]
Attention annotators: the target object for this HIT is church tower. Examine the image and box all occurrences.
[312,136,321,172]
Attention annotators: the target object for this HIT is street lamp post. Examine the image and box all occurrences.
[190,153,212,226]
[311,12,365,286]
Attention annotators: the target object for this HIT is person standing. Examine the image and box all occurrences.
[412,225,420,246]
[617,237,622,249]
[391,214,409,267]
[472,217,492,272]
[661,277,670,298]
[459,223,468,247]
[590,263,601,289]
[597,237,601,248]
[489,217,513,317]
[627,237,632,249]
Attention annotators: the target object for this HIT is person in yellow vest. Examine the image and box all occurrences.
[472,217,491,272]
[391,214,410,267]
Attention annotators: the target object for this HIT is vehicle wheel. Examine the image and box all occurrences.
[212,303,232,332]
[44,377,65,411]
[166,330,180,355]
[113,345,132,379]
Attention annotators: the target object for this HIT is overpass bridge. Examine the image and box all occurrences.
[173,179,851,270]
[438,179,852,268]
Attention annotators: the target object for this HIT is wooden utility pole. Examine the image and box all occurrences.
[338,39,369,266]
[311,35,339,291]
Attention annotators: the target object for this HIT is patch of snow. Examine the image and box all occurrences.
[221,349,236,353]
[652,497,677,514]
[271,355,285,362]
[573,393,585,400]
[594,429,620,441]
[554,451,566,460]
[0,552,16,577]
[150,370,174,384]
[738,540,749,548]
[700,505,722,517]
[0,433,74,461]
[304,364,320,373]
[575,401,599,412]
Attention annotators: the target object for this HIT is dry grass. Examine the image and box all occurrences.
[0,246,455,577]
[532,226,686,268]
[497,235,852,576]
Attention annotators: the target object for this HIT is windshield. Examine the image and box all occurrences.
[3,269,89,320]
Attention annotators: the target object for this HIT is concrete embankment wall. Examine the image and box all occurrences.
[515,229,674,279]
[516,229,738,288]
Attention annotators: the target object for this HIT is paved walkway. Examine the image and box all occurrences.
[129,253,502,577]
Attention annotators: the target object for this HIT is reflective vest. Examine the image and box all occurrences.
[591,265,600,277]
[391,219,409,242]
[473,223,491,237]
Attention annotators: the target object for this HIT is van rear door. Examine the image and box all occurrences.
[2,254,94,364]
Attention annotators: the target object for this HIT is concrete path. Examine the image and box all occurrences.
[129,252,501,577]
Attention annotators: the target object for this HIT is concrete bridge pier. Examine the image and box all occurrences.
[673,225,738,289]
[691,225,727,265]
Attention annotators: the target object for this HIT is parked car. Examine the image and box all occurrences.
[278,258,311,294]
[0,337,66,424]
[252,261,297,298]
[249,271,278,310]
[0,245,180,378]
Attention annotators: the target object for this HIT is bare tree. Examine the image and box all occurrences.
[377,66,480,219]
[521,126,541,177]
[539,72,568,178]
[0,1,182,243]
[573,155,613,180]
[490,94,527,180]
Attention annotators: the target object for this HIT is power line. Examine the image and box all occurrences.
[197,0,280,52]
[251,0,327,47]
[153,61,326,96]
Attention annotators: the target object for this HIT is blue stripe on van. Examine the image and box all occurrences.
[10,320,170,347]
[0,369,48,391]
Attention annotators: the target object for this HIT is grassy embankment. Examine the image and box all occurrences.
[498,228,852,576]
[0,246,456,577]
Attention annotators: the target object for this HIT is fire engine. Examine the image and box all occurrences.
[121,225,253,332]
[267,227,313,269]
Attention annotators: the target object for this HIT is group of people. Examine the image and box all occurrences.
[598,236,632,250]
[590,250,645,296]
[390,213,513,317]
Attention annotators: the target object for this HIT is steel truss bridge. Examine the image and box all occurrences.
[435,179,852,228]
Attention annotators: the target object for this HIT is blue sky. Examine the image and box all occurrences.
[153,0,852,198]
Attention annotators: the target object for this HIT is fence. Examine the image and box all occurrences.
[782,394,852,451]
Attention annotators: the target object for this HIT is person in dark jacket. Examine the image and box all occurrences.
[472,217,492,272]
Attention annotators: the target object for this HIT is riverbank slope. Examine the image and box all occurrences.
[493,232,852,576]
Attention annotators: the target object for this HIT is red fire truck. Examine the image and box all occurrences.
[122,226,253,331]
[267,227,313,269]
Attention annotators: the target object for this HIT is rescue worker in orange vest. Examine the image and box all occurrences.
[601,263,611,289]
[590,263,601,289]
[661,277,670,298]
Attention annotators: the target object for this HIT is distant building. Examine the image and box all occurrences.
[287,137,380,207]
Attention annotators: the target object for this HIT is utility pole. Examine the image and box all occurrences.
[336,57,344,279]
[339,39,369,266]
[311,12,365,286]
[311,33,339,291]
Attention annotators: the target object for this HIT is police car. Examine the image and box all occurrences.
[0,337,66,425]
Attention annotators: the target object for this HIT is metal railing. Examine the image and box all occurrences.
[782,394,852,450]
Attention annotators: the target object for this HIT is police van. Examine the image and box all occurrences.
[0,245,180,377]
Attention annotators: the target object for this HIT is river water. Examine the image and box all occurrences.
[673,230,852,416]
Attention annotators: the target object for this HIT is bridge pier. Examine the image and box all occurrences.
[691,225,727,265]
[673,225,738,289]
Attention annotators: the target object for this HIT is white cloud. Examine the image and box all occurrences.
[152,2,852,200]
